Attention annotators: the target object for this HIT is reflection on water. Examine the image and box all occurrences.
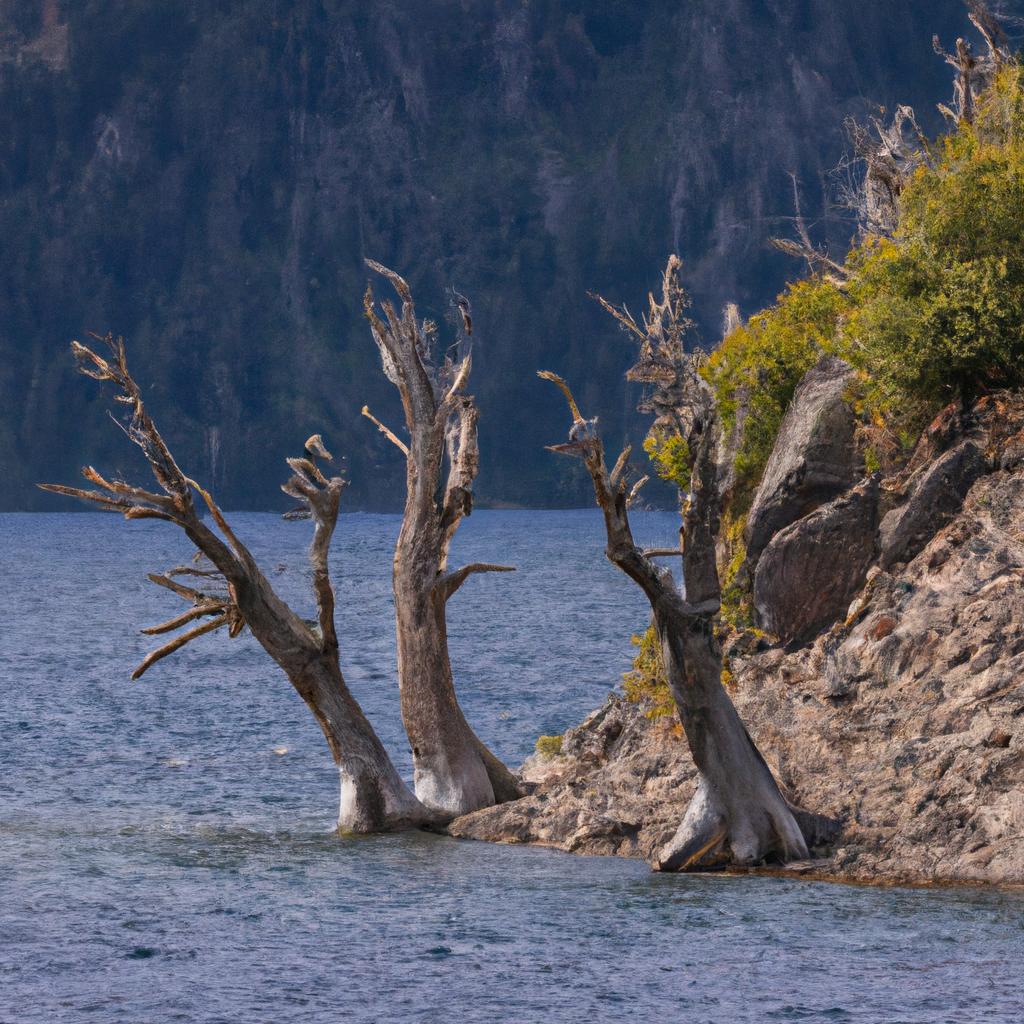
[1,512,1022,1023]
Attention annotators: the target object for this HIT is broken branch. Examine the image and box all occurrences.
[361,405,410,456]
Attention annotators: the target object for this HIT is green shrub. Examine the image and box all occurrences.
[642,430,691,492]
[700,277,851,514]
[534,734,564,757]
[849,73,1024,407]
[622,624,675,719]
[719,516,753,629]
[694,68,1024,507]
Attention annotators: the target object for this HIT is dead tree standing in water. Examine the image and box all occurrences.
[543,257,829,870]
[362,261,522,816]
[42,334,431,833]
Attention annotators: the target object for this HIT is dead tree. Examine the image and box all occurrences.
[543,257,826,870]
[41,334,431,833]
[770,173,850,283]
[836,1,1010,237]
[934,1,1010,126]
[840,105,929,237]
[361,261,522,816]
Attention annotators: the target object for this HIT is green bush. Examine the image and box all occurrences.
[622,624,675,719]
[849,69,1024,407]
[700,277,851,515]
[693,68,1024,511]
[534,734,564,757]
[642,430,691,493]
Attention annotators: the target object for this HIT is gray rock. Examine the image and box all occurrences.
[754,476,880,644]
[451,402,1024,887]
[878,440,987,569]
[450,461,1024,886]
[745,356,859,566]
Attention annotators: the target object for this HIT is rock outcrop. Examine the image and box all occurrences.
[451,405,1024,886]
[744,356,860,566]
[754,475,880,643]
[878,440,987,569]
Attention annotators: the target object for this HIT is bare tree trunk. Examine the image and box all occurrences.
[42,334,431,833]
[363,262,523,816]
[295,655,427,831]
[545,256,825,869]
[652,610,808,869]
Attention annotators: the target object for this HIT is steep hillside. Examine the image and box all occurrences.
[0,1,992,509]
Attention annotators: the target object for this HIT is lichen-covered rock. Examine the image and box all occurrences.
[744,356,860,566]
[753,475,879,643]
[878,440,987,569]
[450,695,692,859]
[452,460,1024,887]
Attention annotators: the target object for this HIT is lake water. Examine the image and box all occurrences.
[1,511,1022,1023]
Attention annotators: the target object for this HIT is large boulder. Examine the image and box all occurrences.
[745,356,859,566]
[754,475,880,643]
[878,440,987,569]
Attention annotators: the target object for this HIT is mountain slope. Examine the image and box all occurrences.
[0,1,1010,509]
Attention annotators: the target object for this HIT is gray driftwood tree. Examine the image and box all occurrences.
[543,256,829,870]
[41,333,433,833]
[361,260,523,816]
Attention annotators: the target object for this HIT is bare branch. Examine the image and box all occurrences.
[361,405,410,456]
[131,614,230,680]
[437,562,516,601]
[364,258,413,305]
[932,4,1009,128]
[140,604,225,635]
[609,445,632,490]
[37,482,176,521]
[770,174,850,281]
[967,1,1010,67]
[147,571,209,603]
[281,436,345,653]
[304,434,333,461]
[627,475,650,507]
[441,354,472,407]
[588,291,647,341]
[537,370,586,427]
[540,369,670,604]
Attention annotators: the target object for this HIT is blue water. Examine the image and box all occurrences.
[1,511,1022,1023]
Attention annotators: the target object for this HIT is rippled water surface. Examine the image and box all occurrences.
[2,511,1022,1023]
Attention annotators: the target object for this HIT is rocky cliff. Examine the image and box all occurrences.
[450,393,1024,886]
[0,1,994,510]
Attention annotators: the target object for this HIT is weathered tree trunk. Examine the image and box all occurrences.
[363,262,522,816]
[651,610,808,869]
[42,334,431,833]
[545,256,827,869]
[293,655,428,832]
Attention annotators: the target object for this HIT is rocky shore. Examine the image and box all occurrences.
[450,384,1024,887]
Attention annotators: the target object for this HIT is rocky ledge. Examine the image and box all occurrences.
[450,394,1024,886]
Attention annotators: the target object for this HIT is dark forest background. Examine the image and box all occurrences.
[2,1,1017,510]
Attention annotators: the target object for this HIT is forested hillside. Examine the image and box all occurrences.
[0,1,1006,509]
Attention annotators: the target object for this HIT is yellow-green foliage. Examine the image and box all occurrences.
[623,623,739,711]
[622,624,675,719]
[535,734,564,757]
[642,431,691,492]
[849,68,1024,407]
[700,277,851,514]
[719,515,752,629]
[691,69,1024,507]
